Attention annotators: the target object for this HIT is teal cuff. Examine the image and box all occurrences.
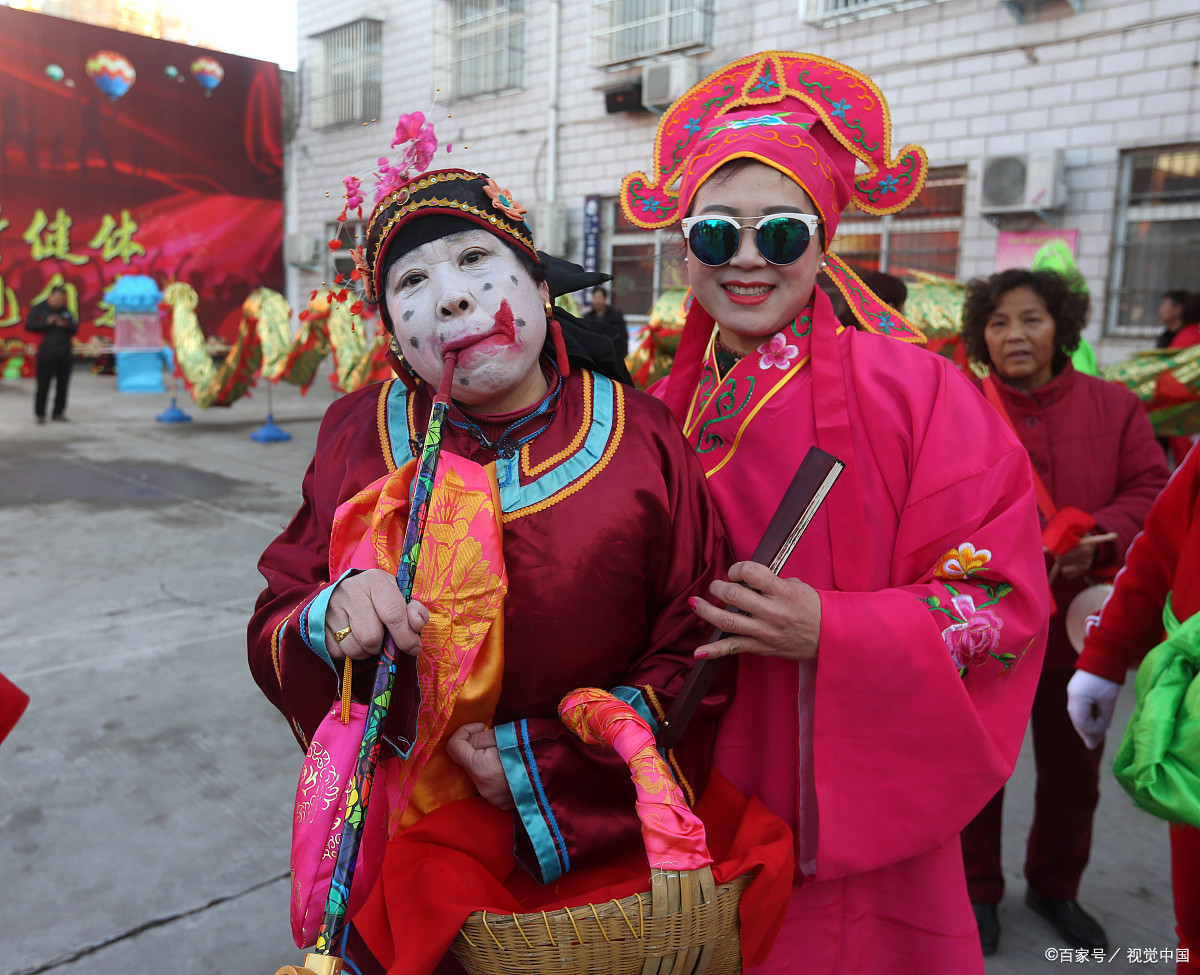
[495,720,566,883]
[302,567,356,669]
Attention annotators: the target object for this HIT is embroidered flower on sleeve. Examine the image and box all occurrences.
[757,332,799,370]
[483,178,527,221]
[922,581,1018,676]
[935,543,992,580]
[942,594,1003,669]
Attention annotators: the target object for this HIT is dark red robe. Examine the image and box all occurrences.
[248,365,732,887]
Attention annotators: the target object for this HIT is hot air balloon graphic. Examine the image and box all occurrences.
[190,57,224,95]
[86,51,136,101]
[44,64,64,82]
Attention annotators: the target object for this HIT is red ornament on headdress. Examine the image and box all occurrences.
[620,50,930,342]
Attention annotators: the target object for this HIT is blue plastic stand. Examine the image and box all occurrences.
[251,413,291,442]
[156,397,192,423]
[251,383,291,442]
[157,369,192,423]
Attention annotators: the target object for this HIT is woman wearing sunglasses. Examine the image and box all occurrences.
[622,52,1051,974]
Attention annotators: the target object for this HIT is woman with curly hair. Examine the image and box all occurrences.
[959,267,1169,956]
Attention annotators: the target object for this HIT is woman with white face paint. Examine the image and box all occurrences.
[249,169,733,974]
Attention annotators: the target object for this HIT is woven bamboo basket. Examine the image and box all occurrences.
[451,864,751,975]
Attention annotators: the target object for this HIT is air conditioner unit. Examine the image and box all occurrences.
[641,58,702,114]
[979,152,1067,214]
[284,233,322,268]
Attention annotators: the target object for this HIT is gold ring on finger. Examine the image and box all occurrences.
[333,625,353,643]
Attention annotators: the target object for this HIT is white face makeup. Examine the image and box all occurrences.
[685,162,824,358]
[384,229,551,414]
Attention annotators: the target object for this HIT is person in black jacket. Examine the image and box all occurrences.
[26,286,77,422]
[582,286,628,360]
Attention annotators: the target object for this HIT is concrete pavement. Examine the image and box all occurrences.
[0,364,1179,975]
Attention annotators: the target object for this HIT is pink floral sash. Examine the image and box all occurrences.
[289,453,508,947]
[559,688,713,871]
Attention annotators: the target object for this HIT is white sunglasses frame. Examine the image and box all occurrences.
[679,212,822,266]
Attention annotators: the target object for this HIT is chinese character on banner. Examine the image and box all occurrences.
[23,208,88,265]
[1127,948,1143,962]
[0,275,20,327]
[1145,948,1160,963]
[93,298,115,328]
[88,210,146,264]
[1180,949,1191,963]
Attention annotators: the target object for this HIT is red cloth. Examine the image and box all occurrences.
[1169,323,1200,350]
[354,769,793,974]
[0,672,28,744]
[985,365,1168,670]
[1042,506,1096,557]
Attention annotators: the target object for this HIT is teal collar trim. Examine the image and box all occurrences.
[385,380,417,470]
[386,372,618,516]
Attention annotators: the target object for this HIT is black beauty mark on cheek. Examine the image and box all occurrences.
[514,317,526,328]
[482,282,493,291]
[409,337,419,349]
[510,275,518,285]
[402,309,414,322]
[459,377,470,386]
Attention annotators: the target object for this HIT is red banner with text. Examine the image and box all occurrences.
[0,5,283,346]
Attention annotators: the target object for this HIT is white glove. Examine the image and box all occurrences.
[1066,670,1121,750]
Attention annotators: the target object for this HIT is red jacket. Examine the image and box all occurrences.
[986,364,1169,669]
[1079,444,1200,682]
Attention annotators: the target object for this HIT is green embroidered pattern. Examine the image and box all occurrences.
[794,70,880,153]
[626,181,676,219]
[790,312,813,338]
[856,154,918,204]
[695,376,755,454]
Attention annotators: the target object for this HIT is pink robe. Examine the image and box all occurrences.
[655,303,1049,974]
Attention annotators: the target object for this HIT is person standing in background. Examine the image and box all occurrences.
[26,285,77,423]
[958,268,1168,956]
[582,285,628,360]
[1154,292,1200,465]
[1157,291,1193,349]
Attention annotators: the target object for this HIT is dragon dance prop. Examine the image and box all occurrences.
[164,282,264,408]
[163,283,394,408]
[278,354,459,975]
[626,287,688,389]
[1104,343,1200,438]
[319,296,393,394]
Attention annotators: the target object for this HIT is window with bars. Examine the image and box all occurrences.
[590,0,713,67]
[800,0,951,28]
[832,165,966,279]
[308,19,382,129]
[1106,145,1200,338]
[439,0,527,99]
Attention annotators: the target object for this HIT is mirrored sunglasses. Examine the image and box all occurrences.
[680,213,821,267]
